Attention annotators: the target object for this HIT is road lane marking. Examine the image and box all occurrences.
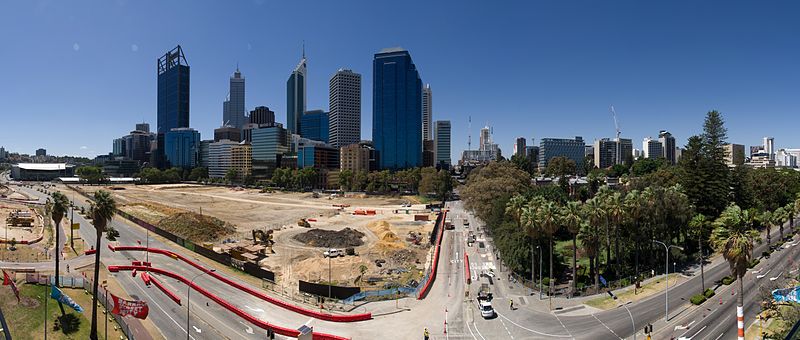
[686,325,706,339]
[713,332,724,340]
[494,311,572,338]
[592,314,622,340]
[499,318,514,339]
[471,322,487,340]
[192,326,201,333]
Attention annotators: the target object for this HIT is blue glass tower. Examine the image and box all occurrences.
[286,52,307,136]
[372,47,422,170]
[300,110,329,143]
[157,46,190,134]
[164,128,200,169]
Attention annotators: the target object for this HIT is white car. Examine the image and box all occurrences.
[323,249,343,258]
[479,300,495,318]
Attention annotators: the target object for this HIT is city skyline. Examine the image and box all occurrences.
[1,1,799,158]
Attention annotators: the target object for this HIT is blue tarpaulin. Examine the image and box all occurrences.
[772,286,800,303]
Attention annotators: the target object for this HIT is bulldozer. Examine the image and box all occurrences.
[252,229,275,254]
[6,210,34,227]
[297,218,311,228]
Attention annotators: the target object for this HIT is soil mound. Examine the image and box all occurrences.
[157,212,235,243]
[293,228,365,248]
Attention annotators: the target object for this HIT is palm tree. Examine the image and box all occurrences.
[538,201,561,309]
[585,198,606,279]
[89,190,116,340]
[561,201,582,297]
[689,214,708,293]
[760,210,773,247]
[774,207,786,243]
[786,202,796,234]
[606,192,624,277]
[579,219,600,294]
[50,191,70,317]
[506,194,527,229]
[624,190,644,282]
[711,204,758,339]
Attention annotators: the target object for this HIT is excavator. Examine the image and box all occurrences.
[252,229,275,254]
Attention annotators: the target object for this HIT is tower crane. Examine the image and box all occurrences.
[610,105,621,165]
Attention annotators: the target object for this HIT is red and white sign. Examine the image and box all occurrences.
[110,293,149,319]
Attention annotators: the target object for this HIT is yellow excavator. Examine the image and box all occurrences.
[252,229,275,254]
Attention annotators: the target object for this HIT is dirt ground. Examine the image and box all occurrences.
[2,203,44,242]
[76,184,437,289]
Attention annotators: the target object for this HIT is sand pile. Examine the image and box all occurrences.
[368,220,405,252]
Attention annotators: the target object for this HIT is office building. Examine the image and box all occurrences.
[249,106,275,126]
[594,138,617,169]
[423,140,435,167]
[643,137,664,160]
[35,148,46,157]
[157,46,190,169]
[372,47,422,170]
[0,147,6,160]
[526,146,540,166]
[241,123,258,144]
[747,152,776,168]
[214,126,241,142]
[112,138,126,157]
[222,68,246,129]
[434,120,451,169]
[102,159,140,177]
[514,137,527,157]
[659,130,676,164]
[231,142,252,181]
[723,144,745,167]
[199,140,212,168]
[251,124,289,178]
[422,84,433,141]
[286,52,307,135]
[340,143,371,173]
[126,129,152,164]
[461,125,501,165]
[763,137,775,160]
[135,123,150,134]
[300,110,329,143]
[750,145,764,157]
[538,137,585,172]
[164,128,200,169]
[328,69,361,148]
[207,140,239,178]
[296,138,339,170]
[776,149,797,168]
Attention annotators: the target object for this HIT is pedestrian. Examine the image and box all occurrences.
[423,327,430,340]
[510,298,514,310]
[66,264,70,273]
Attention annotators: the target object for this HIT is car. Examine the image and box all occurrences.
[479,300,495,318]
[463,219,470,226]
[323,249,344,258]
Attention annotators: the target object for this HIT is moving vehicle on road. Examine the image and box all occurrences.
[479,300,495,319]
[323,248,344,257]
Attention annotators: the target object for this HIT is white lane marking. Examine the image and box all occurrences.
[245,305,264,313]
[677,321,696,336]
[494,311,572,338]
[466,320,480,340]
[592,314,622,339]
[192,326,201,333]
[499,318,515,339]
[124,274,197,340]
[472,322,488,340]
[756,269,771,279]
[713,332,724,340]
[686,325,706,339]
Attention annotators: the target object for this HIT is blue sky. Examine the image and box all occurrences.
[1,1,799,158]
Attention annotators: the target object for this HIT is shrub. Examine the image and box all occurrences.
[690,294,707,305]
[542,277,550,286]
[747,259,760,269]
[703,288,715,299]
[721,276,734,285]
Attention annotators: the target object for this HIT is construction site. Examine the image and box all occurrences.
[75,184,439,292]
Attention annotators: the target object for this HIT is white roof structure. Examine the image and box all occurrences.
[16,163,72,170]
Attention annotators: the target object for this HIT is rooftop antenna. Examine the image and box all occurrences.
[302,40,305,59]
[468,116,472,152]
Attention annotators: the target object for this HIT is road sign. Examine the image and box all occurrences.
[71,223,80,230]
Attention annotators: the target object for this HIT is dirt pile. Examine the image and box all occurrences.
[368,220,405,252]
[293,228,365,248]
[157,212,236,243]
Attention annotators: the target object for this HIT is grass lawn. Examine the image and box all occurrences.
[584,273,684,310]
[0,282,125,340]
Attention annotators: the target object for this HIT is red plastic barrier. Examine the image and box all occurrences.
[464,253,471,285]
[148,273,181,305]
[141,272,152,286]
[84,249,97,255]
[132,261,142,266]
[109,245,372,322]
[417,211,447,299]
[108,265,349,340]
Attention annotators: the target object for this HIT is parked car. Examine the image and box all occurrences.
[323,249,344,258]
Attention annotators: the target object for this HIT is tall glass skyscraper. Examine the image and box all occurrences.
[223,68,246,129]
[434,120,451,169]
[157,45,190,134]
[286,52,307,135]
[164,128,200,169]
[300,110,329,143]
[372,47,423,170]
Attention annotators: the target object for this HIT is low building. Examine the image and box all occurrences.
[340,143,371,173]
[102,159,141,177]
[11,163,75,181]
[208,140,239,178]
[296,138,339,170]
[231,142,252,181]
[723,143,745,167]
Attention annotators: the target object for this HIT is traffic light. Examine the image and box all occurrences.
[267,328,274,339]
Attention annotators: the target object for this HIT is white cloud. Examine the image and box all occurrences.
[131,44,138,52]
[73,43,80,51]
[79,146,88,150]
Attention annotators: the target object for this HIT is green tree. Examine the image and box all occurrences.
[50,191,70,318]
[759,210,773,246]
[76,166,106,184]
[537,201,560,309]
[188,167,208,181]
[225,168,239,184]
[579,219,600,293]
[461,162,532,222]
[505,195,527,228]
[561,201,583,296]
[510,153,534,175]
[711,204,759,336]
[339,169,354,191]
[630,158,667,177]
[773,207,787,242]
[89,190,117,340]
[700,110,731,216]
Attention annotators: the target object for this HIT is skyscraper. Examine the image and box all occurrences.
[422,84,432,141]
[249,106,275,126]
[300,110,330,143]
[372,47,422,169]
[286,51,307,135]
[157,45,190,134]
[434,120,451,169]
[514,137,527,156]
[164,128,201,169]
[223,68,246,129]
[763,137,775,160]
[643,137,663,159]
[539,137,585,172]
[659,130,676,164]
[135,123,150,133]
[328,69,361,148]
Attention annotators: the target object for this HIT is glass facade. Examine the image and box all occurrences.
[372,48,422,170]
[157,47,190,134]
[538,137,586,172]
[251,124,289,178]
[164,128,200,169]
[300,110,329,143]
[286,58,306,135]
[434,120,451,168]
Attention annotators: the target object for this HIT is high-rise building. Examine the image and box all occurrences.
[643,137,664,160]
[723,143,745,167]
[223,68,246,129]
[423,140,435,167]
[422,84,433,141]
[538,137,585,172]
[35,148,46,157]
[199,140,212,168]
[526,145,540,168]
[251,124,289,178]
[594,138,617,169]
[286,52,307,135]
[135,123,150,133]
[163,128,200,169]
[514,137,527,157]
[214,126,241,142]
[340,143,371,173]
[372,47,422,170]
[433,120,451,169]
[126,129,151,164]
[659,130,676,164]
[0,146,6,160]
[112,138,126,157]
[328,69,361,148]
[208,140,239,178]
[157,46,190,169]
[300,110,329,143]
[230,142,252,181]
[249,106,275,126]
[763,137,775,160]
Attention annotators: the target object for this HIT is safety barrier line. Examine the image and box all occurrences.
[464,253,470,285]
[108,244,372,322]
[417,211,447,299]
[147,272,181,305]
[108,265,349,340]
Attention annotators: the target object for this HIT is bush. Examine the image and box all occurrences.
[721,276,734,285]
[703,288,715,299]
[542,277,550,286]
[747,258,760,269]
[690,294,707,305]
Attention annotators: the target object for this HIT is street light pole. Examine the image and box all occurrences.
[328,255,332,300]
[538,245,543,300]
[70,199,74,249]
[620,303,636,340]
[187,269,215,340]
[652,240,683,322]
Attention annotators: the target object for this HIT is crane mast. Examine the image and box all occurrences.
[610,105,621,165]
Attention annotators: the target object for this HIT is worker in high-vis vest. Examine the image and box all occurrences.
[423,327,430,340]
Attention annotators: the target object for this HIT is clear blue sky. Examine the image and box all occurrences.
[1,1,798,158]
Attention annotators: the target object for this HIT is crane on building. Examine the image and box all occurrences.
[610,105,621,165]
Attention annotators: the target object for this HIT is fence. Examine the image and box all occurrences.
[298,280,361,300]
[68,185,275,283]
[342,286,417,304]
[25,273,85,289]
[82,275,134,340]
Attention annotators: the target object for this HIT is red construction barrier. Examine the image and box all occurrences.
[108,265,349,340]
[141,272,152,286]
[84,249,97,255]
[148,273,181,305]
[109,245,371,322]
[417,211,447,299]
[464,253,471,285]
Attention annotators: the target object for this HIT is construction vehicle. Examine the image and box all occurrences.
[251,229,275,254]
[297,219,311,228]
[6,210,33,227]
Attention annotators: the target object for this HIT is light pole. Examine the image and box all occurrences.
[620,303,636,340]
[328,255,332,300]
[652,240,683,322]
[187,269,215,340]
[538,245,543,300]
[530,244,535,296]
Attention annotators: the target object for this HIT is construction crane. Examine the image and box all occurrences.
[610,105,621,165]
